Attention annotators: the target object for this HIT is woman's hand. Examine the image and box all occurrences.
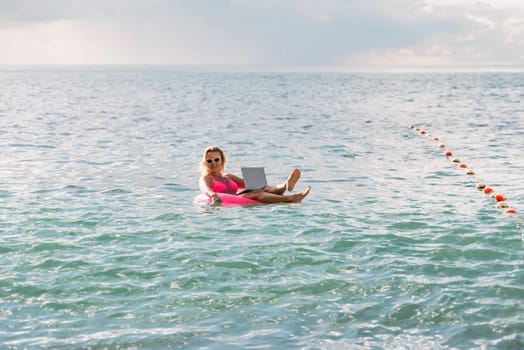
[210,193,222,206]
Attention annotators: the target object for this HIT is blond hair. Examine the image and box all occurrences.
[200,146,226,174]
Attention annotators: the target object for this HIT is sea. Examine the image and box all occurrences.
[1,66,523,349]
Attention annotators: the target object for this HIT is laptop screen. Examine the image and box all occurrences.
[241,167,268,190]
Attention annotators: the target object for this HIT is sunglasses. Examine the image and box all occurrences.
[206,158,221,163]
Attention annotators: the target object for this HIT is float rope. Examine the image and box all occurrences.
[408,125,523,241]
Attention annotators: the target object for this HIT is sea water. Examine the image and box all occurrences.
[1,66,523,349]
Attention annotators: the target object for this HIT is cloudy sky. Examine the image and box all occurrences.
[1,0,523,67]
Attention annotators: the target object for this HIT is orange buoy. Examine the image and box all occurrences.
[409,126,517,214]
[483,187,494,194]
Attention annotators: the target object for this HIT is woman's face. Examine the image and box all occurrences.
[205,151,223,173]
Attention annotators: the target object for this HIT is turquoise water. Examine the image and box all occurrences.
[1,67,523,349]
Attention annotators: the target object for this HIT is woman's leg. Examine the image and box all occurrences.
[260,169,301,195]
[240,186,311,203]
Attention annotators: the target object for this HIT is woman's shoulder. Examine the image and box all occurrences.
[201,174,215,183]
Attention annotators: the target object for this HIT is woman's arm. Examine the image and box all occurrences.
[199,175,221,205]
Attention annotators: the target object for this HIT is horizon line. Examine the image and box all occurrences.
[1,63,524,73]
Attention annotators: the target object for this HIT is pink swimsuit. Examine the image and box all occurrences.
[210,177,239,194]
[195,176,260,206]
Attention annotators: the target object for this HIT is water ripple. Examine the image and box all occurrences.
[1,69,523,349]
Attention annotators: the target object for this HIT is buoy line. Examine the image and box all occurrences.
[408,125,518,216]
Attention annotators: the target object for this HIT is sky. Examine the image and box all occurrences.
[1,0,523,67]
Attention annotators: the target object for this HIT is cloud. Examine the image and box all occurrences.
[1,19,129,64]
[313,13,330,23]
[503,16,524,44]
[0,0,523,66]
[0,2,267,64]
[421,0,522,11]
[465,14,495,30]
[345,45,454,67]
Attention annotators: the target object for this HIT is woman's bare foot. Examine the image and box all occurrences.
[291,186,311,203]
[286,168,301,191]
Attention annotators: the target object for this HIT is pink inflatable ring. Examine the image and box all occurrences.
[194,193,262,206]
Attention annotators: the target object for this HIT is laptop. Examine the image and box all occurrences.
[241,167,268,190]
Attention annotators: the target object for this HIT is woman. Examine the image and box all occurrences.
[199,146,311,206]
